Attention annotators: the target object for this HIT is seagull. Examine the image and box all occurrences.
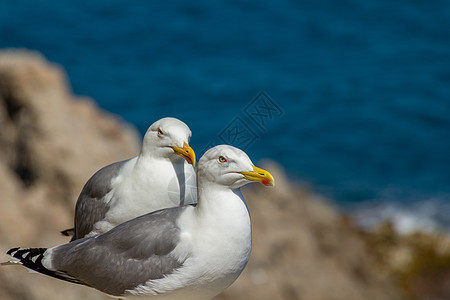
[3,145,274,300]
[61,117,197,240]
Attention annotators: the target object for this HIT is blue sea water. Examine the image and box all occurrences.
[1,1,449,232]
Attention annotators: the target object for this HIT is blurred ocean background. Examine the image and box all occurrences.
[1,1,449,233]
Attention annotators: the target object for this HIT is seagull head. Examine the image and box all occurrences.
[142,117,196,166]
[198,145,275,190]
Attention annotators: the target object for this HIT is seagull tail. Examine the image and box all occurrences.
[4,247,87,286]
[4,247,47,269]
[60,227,75,237]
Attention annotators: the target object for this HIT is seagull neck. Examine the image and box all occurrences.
[136,149,169,165]
[195,182,245,215]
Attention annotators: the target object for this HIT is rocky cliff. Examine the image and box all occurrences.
[0,49,140,300]
[0,50,447,300]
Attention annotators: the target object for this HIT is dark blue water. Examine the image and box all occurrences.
[1,1,449,232]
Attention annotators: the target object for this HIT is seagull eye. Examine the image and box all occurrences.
[218,156,227,163]
[158,128,164,136]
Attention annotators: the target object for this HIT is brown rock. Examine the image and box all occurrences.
[0,49,140,300]
[362,223,450,300]
[215,162,401,300]
[0,49,140,206]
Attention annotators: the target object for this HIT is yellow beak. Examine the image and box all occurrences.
[239,165,275,187]
[171,142,196,166]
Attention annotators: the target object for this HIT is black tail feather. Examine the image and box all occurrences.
[6,247,87,286]
[60,227,75,237]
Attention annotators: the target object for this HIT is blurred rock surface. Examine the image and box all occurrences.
[361,223,450,300]
[0,49,140,300]
[219,163,401,300]
[1,49,446,300]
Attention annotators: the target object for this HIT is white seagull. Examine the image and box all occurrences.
[61,117,197,240]
[4,145,274,300]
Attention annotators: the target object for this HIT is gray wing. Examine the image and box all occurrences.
[72,159,130,240]
[52,207,187,296]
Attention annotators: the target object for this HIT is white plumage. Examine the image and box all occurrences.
[66,117,197,240]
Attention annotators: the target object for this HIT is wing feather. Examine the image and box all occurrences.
[52,207,188,296]
[71,159,130,240]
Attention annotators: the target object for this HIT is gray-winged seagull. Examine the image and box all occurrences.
[4,145,274,299]
[62,117,197,240]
